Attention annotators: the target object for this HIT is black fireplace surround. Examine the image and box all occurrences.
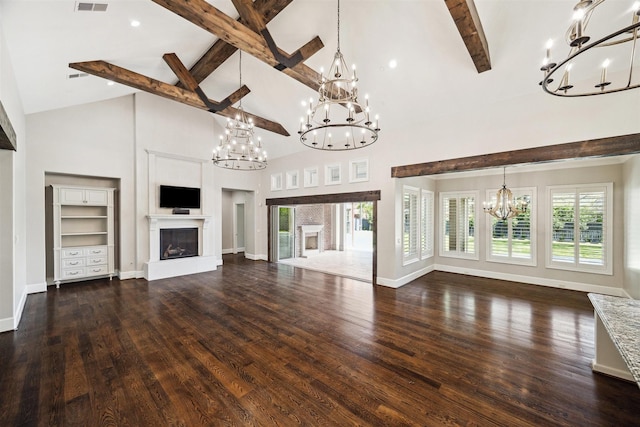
[160,228,198,260]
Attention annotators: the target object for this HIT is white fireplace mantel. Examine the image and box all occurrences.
[300,224,324,257]
[144,214,215,280]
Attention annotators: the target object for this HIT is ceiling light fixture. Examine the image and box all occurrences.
[483,168,527,221]
[540,0,640,96]
[299,0,380,151]
[213,51,267,171]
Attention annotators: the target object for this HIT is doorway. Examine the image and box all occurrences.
[234,203,245,254]
[267,191,380,284]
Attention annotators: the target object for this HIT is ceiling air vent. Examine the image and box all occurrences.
[75,2,108,12]
[67,73,89,79]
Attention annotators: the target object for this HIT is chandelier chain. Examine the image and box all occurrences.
[337,0,341,53]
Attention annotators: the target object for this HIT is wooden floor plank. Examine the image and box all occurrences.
[1,254,639,426]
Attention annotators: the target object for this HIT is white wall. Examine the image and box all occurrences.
[623,155,640,298]
[26,96,136,286]
[0,11,27,332]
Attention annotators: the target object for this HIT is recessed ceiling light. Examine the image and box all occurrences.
[107,81,115,86]
[389,59,397,69]
[130,20,140,27]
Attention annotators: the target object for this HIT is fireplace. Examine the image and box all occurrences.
[300,224,323,257]
[160,228,198,260]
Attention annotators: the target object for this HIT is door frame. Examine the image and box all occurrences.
[233,202,245,254]
[266,190,380,285]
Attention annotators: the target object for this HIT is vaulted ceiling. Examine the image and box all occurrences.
[1,0,636,160]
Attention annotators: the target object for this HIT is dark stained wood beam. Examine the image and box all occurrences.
[391,133,640,177]
[163,52,250,112]
[230,0,267,33]
[0,100,17,151]
[183,0,294,86]
[445,0,491,73]
[266,190,381,206]
[68,60,289,136]
[152,0,325,92]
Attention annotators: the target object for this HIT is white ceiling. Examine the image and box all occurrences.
[1,0,636,160]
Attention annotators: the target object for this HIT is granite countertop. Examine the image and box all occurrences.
[588,293,640,389]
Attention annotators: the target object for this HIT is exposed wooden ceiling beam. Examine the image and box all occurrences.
[391,133,640,177]
[152,0,324,92]
[445,0,491,73]
[0,100,17,151]
[183,0,293,87]
[162,53,249,112]
[68,60,289,136]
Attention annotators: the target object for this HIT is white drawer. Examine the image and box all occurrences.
[62,268,85,279]
[85,265,108,276]
[62,258,85,268]
[86,256,107,266]
[61,248,85,258]
[85,247,107,256]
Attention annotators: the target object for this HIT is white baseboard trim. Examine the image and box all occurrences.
[245,253,267,261]
[222,248,233,255]
[377,265,435,288]
[216,258,224,266]
[26,282,47,294]
[434,264,626,296]
[13,287,28,329]
[621,289,632,299]
[118,270,139,280]
[0,316,15,333]
[592,360,635,383]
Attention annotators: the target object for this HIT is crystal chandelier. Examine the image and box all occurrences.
[213,52,267,170]
[483,168,527,221]
[540,0,640,97]
[299,0,380,150]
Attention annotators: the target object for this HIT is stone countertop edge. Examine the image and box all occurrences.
[588,293,640,389]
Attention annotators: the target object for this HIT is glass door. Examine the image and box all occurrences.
[277,206,295,260]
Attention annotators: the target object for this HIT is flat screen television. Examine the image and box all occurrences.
[159,185,201,209]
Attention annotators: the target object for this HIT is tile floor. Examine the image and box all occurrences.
[278,249,373,283]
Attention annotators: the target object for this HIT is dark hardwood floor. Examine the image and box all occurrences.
[1,254,639,426]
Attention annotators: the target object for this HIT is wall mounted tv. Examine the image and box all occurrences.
[159,185,201,209]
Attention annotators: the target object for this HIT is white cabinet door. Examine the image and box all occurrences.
[85,189,108,205]
[59,188,85,204]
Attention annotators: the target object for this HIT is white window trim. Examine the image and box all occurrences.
[285,170,299,189]
[402,185,420,266]
[421,189,434,260]
[485,186,537,267]
[545,182,613,275]
[439,191,479,260]
[325,163,341,186]
[270,173,283,191]
[349,158,369,183]
[303,166,319,188]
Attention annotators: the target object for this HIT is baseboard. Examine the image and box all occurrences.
[621,289,632,299]
[377,265,435,288]
[434,264,626,296]
[216,258,224,266]
[222,248,233,255]
[118,270,139,280]
[245,253,267,261]
[26,282,47,294]
[0,316,15,333]
[592,360,635,383]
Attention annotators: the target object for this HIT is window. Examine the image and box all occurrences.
[325,164,341,185]
[547,183,612,274]
[486,187,536,266]
[270,173,282,191]
[286,170,299,189]
[403,186,419,264]
[421,190,434,259]
[440,192,478,259]
[403,186,434,265]
[304,167,318,188]
[349,159,369,183]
